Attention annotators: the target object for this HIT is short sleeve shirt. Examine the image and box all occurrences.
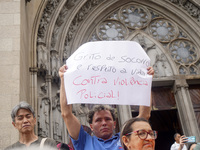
[71,126,123,150]
[170,142,187,150]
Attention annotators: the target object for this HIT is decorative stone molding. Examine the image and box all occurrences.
[50,50,60,82]
[52,90,63,141]
[168,0,200,22]
[64,0,106,54]
[29,67,38,73]
[37,41,48,72]
[37,0,62,40]
[51,0,77,49]
[38,82,50,137]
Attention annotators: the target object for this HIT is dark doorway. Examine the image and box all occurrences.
[132,109,182,150]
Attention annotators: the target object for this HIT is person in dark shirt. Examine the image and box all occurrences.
[4,101,57,150]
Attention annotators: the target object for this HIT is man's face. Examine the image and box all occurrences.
[12,109,36,133]
[90,110,116,140]
[175,134,181,143]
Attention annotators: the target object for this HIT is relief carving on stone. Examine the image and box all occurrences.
[97,20,129,41]
[169,0,200,22]
[64,0,106,54]
[38,83,50,137]
[38,0,62,40]
[72,104,89,127]
[134,34,173,77]
[51,0,77,49]
[52,90,63,141]
[50,50,61,81]
[37,40,48,72]
[169,39,197,65]
[119,4,151,30]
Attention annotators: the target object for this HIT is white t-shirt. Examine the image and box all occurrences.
[170,142,187,150]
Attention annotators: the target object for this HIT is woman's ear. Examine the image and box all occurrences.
[122,135,130,148]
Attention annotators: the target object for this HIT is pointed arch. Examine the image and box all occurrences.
[127,31,177,76]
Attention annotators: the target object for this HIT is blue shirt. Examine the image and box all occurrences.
[71,126,123,150]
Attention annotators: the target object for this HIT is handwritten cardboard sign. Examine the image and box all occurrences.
[64,41,152,106]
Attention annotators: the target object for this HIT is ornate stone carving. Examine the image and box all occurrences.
[50,50,60,80]
[149,18,178,43]
[153,53,172,77]
[51,0,77,49]
[37,40,48,72]
[38,0,61,40]
[169,0,200,22]
[169,39,197,65]
[179,65,188,74]
[135,34,173,77]
[119,4,151,29]
[38,83,50,137]
[72,104,89,127]
[97,20,128,41]
[64,0,105,55]
[189,65,198,75]
[52,90,61,112]
[178,29,188,38]
[52,90,62,141]
[196,59,200,71]
[137,34,156,53]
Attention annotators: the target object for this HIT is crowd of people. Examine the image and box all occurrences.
[4,64,199,150]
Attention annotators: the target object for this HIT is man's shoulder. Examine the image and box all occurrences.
[4,141,22,150]
[41,137,57,147]
[170,142,176,149]
[45,138,57,144]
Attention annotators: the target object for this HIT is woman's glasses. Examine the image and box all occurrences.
[125,130,157,140]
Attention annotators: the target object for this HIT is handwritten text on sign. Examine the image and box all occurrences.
[64,41,152,106]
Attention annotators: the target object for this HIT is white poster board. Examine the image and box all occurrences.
[64,41,152,106]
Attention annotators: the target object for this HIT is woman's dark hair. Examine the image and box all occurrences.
[120,117,150,150]
[188,142,197,150]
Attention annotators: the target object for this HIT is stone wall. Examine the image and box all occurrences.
[0,0,20,149]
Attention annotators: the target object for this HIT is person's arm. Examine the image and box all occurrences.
[137,66,154,120]
[138,97,152,120]
[59,65,81,140]
[178,135,188,150]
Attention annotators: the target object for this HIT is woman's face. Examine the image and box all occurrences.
[122,121,155,150]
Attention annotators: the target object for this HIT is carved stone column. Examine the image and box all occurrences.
[45,74,53,138]
[117,105,132,129]
[174,78,200,141]
[29,67,38,135]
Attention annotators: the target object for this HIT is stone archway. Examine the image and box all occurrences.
[31,0,200,143]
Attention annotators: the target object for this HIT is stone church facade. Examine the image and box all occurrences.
[0,0,200,149]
